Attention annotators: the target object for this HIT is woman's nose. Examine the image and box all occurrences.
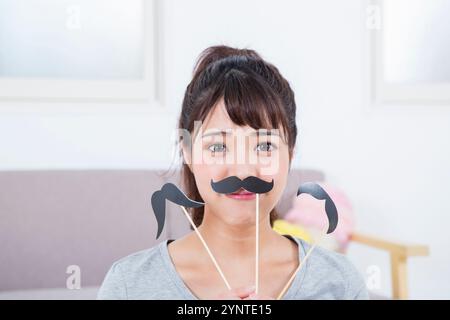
[229,163,259,180]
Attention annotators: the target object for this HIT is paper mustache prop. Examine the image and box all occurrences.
[297,182,338,234]
[210,176,274,294]
[276,182,339,299]
[151,183,204,239]
[151,183,231,289]
[210,176,274,194]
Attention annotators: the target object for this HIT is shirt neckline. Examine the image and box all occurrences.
[158,234,309,300]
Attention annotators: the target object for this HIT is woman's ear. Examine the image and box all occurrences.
[288,146,297,171]
[291,146,298,160]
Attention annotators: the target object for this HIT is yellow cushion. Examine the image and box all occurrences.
[273,219,312,243]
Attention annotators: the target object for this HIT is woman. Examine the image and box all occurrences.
[98,45,369,300]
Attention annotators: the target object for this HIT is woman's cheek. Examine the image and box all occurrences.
[264,176,287,210]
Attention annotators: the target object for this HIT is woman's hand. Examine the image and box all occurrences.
[243,292,276,300]
[213,285,256,300]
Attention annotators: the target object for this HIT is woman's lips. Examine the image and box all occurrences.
[225,188,256,200]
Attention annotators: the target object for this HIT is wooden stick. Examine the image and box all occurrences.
[180,206,231,290]
[276,227,328,300]
[255,193,260,295]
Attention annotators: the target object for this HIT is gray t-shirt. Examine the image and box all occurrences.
[97,235,369,300]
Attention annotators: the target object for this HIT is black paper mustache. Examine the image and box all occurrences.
[297,182,338,234]
[210,176,274,194]
[151,183,204,239]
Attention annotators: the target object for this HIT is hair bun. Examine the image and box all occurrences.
[192,45,262,79]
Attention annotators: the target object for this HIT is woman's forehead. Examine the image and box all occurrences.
[202,99,234,128]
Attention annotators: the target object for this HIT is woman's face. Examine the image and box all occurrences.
[186,99,291,227]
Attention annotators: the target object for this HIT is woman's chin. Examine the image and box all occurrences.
[206,201,268,226]
[220,212,256,227]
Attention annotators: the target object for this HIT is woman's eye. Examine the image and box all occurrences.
[208,143,226,153]
[256,142,275,152]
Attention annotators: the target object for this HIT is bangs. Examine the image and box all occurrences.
[196,67,290,142]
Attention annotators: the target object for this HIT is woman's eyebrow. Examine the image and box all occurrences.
[201,129,232,138]
[201,129,281,138]
[250,130,287,144]
[248,130,280,137]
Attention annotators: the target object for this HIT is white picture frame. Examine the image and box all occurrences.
[0,0,163,107]
[369,0,450,105]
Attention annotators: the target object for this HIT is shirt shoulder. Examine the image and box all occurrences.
[291,238,369,300]
[97,242,179,300]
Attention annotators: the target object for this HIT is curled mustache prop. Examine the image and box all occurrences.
[297,182,339,234]
[210,176,274,194]
[277,182,340,299]
[151,183,204,239]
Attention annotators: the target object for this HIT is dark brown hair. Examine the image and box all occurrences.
[178,45,297,227]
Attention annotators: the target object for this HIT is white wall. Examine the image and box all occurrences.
[0,0,449,298]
